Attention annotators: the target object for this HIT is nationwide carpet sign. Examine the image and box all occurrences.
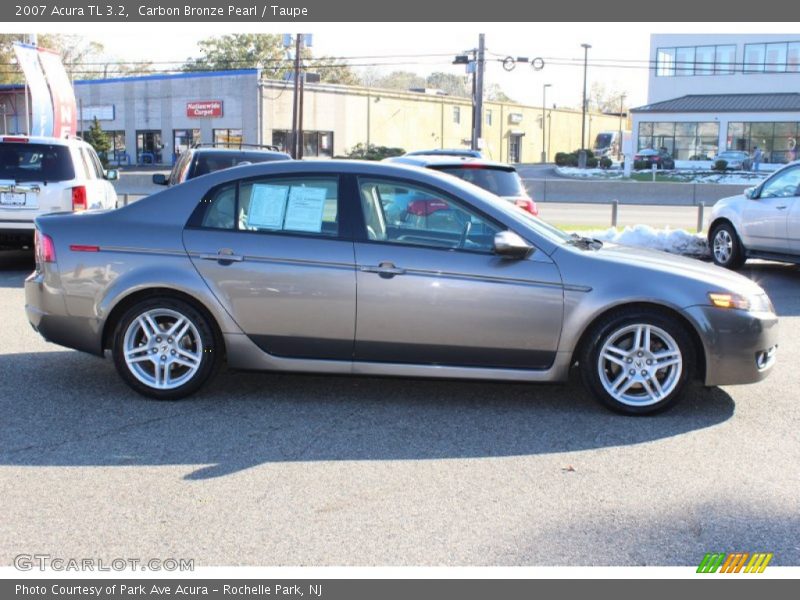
[187,101,223,118]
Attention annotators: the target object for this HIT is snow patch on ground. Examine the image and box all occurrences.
[556,166,623,179]
[555,165,774,183]
[576,225,709,257]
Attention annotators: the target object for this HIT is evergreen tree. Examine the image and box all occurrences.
[84,117,111,167]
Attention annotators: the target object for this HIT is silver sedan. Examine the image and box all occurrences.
[25,160,778,415]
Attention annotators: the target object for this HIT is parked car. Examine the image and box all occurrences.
[153,143,291,187]
[404,149,484,158]
[633,148,675,170]
[0,135,118,248]
[26,160,777,415]
[715,150,752,171]
[384,155,537,215]
[708,160,800,269]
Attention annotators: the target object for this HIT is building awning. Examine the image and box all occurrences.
[631,93,800,114]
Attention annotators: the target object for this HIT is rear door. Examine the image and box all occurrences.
[182,173,357,359]
[353,176,563,369]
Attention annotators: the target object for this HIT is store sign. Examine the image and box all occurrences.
[187,100,223,118]
[508,113,523,124]
[81,105,115,121]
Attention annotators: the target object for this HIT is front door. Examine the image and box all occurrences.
[353,177,563,369]
[742,165,800,252]
[182,174,356,359]
[508,134,522,163]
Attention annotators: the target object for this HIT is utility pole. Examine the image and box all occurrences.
[472,34,485,152]
[541,83,551,163]
[290,34,302,159]
[618,93,626,160]
[580,43,591,152]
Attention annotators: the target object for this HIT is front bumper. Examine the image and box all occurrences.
[685,305,779,386]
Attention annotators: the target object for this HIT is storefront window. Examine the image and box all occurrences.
[726,121,800,163]
[656,48,675,76]
[694,46,715,75]
[744,44,766,72]
[637,121,719,159]
[173,129,200,160]
[765,42,788,72]
[213,129,243,148]
[675,47,695,76]
[715,45,736,74]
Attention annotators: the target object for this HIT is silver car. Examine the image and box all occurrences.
[25,160,778,415]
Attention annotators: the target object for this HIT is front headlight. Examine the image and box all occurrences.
[708,291,774,313]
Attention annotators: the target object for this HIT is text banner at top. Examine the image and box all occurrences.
[2,0,795,22]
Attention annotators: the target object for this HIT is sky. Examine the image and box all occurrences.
[6,22,800,110]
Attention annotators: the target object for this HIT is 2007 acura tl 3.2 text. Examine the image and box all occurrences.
[25,160,778,415]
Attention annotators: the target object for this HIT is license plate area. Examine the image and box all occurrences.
[0,192,27,206]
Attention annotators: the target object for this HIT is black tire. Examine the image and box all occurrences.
[112,297,221,400]
[579,308,695,416]
[709,222,746,270]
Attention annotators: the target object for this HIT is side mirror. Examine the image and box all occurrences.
[104,169,119,181]
[152,173,168,186]
[494,231,534,259]
[744,186,758,200]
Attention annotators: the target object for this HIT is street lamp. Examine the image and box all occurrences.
[541,83,551,163]
[618,93,626,160]
[580,43,591,154]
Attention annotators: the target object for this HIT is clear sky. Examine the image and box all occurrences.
[6,22,798,109]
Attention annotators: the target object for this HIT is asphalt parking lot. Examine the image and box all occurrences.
[1,249,798,567]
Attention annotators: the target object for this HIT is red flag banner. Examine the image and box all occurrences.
[37,48,77,138]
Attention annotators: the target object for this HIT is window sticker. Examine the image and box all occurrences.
[284,186,328,232]
[246,184,289,229]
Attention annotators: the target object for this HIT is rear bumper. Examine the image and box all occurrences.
[25,270,103,355]
[685,305,779,386]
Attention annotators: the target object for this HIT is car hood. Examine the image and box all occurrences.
[579,242,764,294]
[711,192,747,214]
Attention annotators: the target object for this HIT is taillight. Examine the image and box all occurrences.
[2,136,28,143]
[514,197,539,216]
[34,230,56,263]
[71,186,87,212]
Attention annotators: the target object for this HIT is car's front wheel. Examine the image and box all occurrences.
[112,297,220,399]
[580,309,695,415]
[710,222,746,269]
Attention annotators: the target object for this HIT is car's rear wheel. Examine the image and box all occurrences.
[710,222,746,269]
[112,297,220,400]
[580,309,695,415]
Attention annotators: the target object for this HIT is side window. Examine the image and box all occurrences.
[74,147,92,180]
[761,166,800,198]
[200,183,237,230]
[170,152,191,185]
[358,179,501,252]
[87,149,105,179]
[239,177,338,236]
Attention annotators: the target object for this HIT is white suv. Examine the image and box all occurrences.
[0,135,118,248]
[708,160,800,269]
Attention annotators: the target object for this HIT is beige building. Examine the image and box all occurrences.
[1,69,626,164]
[262,80,625,163]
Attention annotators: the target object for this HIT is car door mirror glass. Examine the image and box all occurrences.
[105,169,119,181]
[152,173,168,185]
[744,186,758,200]
[494,231,533,259]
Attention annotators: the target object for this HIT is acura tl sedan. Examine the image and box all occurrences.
[25,161,778,415]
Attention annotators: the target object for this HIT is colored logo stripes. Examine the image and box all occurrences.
[697,552,773,573]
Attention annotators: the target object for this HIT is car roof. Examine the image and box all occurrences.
[189,147,291,158]
[385,155,516,171]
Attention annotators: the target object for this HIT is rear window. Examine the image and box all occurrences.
[434,166,526,197]
[0,143,75,182]
[192,151,288,178]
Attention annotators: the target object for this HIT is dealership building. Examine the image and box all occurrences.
[632,33,800,162]
[0,68,622,165]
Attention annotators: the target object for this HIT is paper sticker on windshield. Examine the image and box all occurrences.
[247,184,288,229]
[284,186,328,233]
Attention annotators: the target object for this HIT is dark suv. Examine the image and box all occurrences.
[153,144,291,187]
[384,154,537,215]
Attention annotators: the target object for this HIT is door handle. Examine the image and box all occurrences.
[775,205,787,210]
[200,250,244,263]
[360,261,406,276]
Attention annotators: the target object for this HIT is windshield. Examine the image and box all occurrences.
[435,166,526,197]
[594,133,613,149]
[0,143,75,182]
